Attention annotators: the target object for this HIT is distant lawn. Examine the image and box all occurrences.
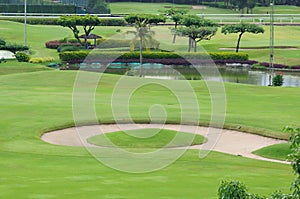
[110,2,300,15]
[254,5,300,14]
[253,143,291,161]
[110,2,240,15]
[87,128,206,148]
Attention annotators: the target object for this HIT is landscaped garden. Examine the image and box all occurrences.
[0,2,300,197]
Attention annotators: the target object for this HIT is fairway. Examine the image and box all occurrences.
[0,7,299,198]
[0,69,299,198]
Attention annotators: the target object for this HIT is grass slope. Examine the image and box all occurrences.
[87,128,206,148]
[254,143,291,161]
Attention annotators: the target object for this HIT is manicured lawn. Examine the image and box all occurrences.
[254,143,291,161]
[0,68,298,198]
[0,60,51,75]
[0,15,299,198]
[87,128,206,148]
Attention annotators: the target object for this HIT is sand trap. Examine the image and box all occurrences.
[41,124,288,164]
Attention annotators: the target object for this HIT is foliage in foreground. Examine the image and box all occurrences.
[218,127,300,199]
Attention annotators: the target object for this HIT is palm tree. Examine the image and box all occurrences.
[127,19,155,77]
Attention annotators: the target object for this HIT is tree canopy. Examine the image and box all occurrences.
[221,23,264,52]
[124,14,166,25]
[175,15,218,52]
[57,15,101,49]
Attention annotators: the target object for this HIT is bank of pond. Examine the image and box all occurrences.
[65,62,300,87]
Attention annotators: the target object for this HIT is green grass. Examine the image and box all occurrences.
[253,143,291,161]
[0,17,299,198]
[254,5,300,14]
[110,2,300,15]
[0,60,52,75]
[87,128,206,148]
[0,69,299,198]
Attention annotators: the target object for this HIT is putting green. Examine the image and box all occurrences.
[87,128,206,148]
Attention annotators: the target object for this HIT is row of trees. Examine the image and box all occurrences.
[57,12,264,76]
[166,8,264,52]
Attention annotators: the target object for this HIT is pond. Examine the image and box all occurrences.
[78,62,300,87]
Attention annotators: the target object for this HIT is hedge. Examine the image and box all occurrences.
[59,51,249,64]
[0,17,127,26]
[0,5,84,14]
[45,40,81,49]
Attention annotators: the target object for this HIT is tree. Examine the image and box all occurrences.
[58,15,101,49]
[163,8,189,43]
[127,19,155,77]
[247,0,257,14]
[176,26,218,52]
[125,14,166,26]
[175,15,218,52]
[221,23,264,52]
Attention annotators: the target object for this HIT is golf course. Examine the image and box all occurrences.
[0,2,300,198]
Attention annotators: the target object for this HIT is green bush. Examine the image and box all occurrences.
[29,57,54,63]
[15,52,30,62]
[0,38,6,46]
[272,74,284,86]
[0,17,126,26]
[268,191,292,199]
[218,180,249,199]
[0,43,29,53]
[0,5,84,14]
[59,51,249,63]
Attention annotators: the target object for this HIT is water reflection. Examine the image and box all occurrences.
[78,62,300,87]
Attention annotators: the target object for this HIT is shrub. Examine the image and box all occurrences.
[0,43,29,53]
[29,57,54,63]
[59,51,249,64]
[218,180,249,199]
[0,17,126,26]
[272,74,284,86]
[15,52,30,62]
[0,38,6,46]
[268,191,292,199]
[45,40,81,49]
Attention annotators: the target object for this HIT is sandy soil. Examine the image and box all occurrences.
[41,124,288,164]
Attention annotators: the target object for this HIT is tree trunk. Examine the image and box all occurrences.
[236,32,244,52]
[172,22,178,44]
[194,40,197,52]
[139,37,143,77]
[188,37,192,52]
